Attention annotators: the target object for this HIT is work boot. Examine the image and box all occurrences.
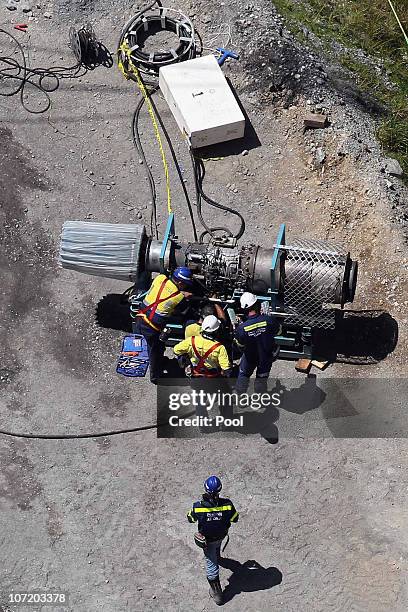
[208,577,223,605]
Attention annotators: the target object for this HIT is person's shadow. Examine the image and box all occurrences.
[277,375,327,415]
[219,557,282,603]
[233,398,280,445]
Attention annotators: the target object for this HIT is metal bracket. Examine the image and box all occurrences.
[211,236,238,248]
[160,213,175,273]
[268,223,286,314]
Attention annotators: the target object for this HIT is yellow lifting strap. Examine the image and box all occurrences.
[118,42,173,215]
[387,0,408,47]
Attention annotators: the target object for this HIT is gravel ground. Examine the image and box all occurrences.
[0,1,408,611]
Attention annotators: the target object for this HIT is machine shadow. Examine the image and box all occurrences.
[275,375,327,414]
[315,310,399,364]
[219,558,282,603]
[234,376,327,444]
[95,293,132,333]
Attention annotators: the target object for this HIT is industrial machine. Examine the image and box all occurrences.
[58,2,359,364]
[59,214,358,360]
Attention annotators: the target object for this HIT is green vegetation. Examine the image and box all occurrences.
[273,0,408,174]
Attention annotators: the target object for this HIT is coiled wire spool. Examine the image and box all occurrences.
[69,24,113,69]
[59,221,146,282]
[284,238,353,329]
[118,5,196,78]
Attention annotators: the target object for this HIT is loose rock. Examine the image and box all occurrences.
[304,112,328,129]
[383,158,403,177]
[315,147,326,165]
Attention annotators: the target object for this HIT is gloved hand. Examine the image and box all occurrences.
[177,355,188,368]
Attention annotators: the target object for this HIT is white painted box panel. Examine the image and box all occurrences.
[159,54,245,148]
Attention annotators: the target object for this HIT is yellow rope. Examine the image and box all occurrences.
[386,0,408,47]
[118,44,172,215]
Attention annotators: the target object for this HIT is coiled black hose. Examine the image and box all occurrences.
[0,25,111,114]
[117,0,196,80]
[190,149,246,242]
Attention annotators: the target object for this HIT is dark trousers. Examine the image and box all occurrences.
[190,376,234,422]
[133,319,165,383]
[236,353,276,393]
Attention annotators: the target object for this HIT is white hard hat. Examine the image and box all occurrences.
[201,315,221,333]
[240,292,258,309]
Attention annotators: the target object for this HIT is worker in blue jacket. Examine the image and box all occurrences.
[187,476,239,605]
[235,292,281,392]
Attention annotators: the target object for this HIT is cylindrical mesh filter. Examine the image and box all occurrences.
[284,238,349,329]
[59,221,147,282]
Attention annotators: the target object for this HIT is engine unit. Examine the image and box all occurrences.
[59,217,358,330]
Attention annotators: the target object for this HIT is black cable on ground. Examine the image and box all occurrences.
[190,150,234,241]
[122,0,199,241]
[0,422,163,440]
[149,94,199,241]
[0,407,197,440]
[0,25,111,114]
[189,149,246,242]
[68,23,112,70]
[132,89,199,242]
[132,86,160,238]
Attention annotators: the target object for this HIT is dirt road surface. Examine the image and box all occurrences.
[1,1,408,610]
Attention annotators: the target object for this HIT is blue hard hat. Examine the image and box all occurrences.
[173,266,193,285]
[204,475,222,495]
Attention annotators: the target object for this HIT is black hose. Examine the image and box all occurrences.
[132,90,199,241]
[122,0,199,239]
[189,149,246,242]
[149,94,198,241]
[0,26,111,114]
[0,423,164,440]
[118,0,195,79]
[0,406,196,440]
[132,86,160,239]
[68,24,113,70]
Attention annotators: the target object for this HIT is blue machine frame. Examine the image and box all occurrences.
[132,217,313,361]
[160,212,175,273]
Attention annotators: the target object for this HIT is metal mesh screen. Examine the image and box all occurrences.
[59,221,146,282]
[284,238,347,329]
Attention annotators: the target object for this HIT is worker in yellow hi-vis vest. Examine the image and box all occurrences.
[174,315,231,378]
[174,316,233,429]
[184,301,227,340]
[134,267,195,384]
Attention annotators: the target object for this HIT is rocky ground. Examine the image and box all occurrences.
[0,0,408,611]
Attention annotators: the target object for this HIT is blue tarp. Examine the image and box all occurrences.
[116,334,149,378]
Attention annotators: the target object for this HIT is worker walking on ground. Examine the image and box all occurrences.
[174,315,232,379]
[235,292,281,393]
[187,476,239,605]
[133,267,194,384]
